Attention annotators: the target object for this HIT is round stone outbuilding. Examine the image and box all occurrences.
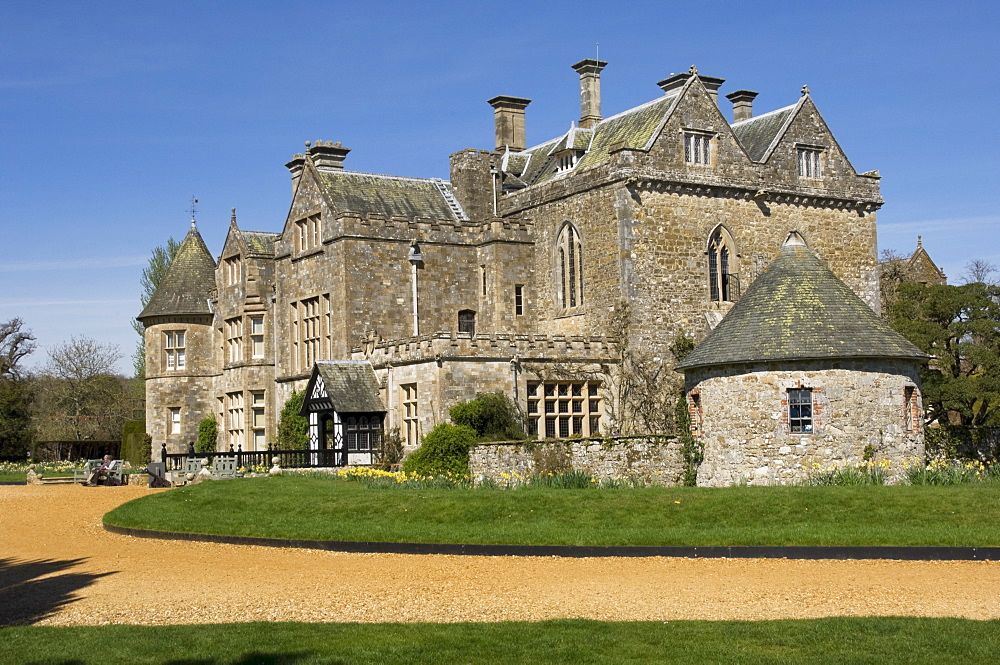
[675,232,928,486]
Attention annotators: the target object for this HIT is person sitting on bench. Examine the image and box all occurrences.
[85,455,119,486]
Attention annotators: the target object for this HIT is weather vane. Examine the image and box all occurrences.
[188,196,199,226]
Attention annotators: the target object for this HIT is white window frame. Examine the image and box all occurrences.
[169,407,181,435]
[250,316,265,359]
[164,331,186,370]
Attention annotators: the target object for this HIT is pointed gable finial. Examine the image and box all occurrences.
[689,64,698,75]
[917,235,923,248]
[801,84,810,96]
[230,207,237,225]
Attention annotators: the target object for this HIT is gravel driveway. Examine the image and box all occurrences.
[2,484,998,626]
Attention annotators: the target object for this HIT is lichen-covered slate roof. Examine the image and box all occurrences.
[241,230,279,257]
[314,360,386,413]
[730,103,797,162]
[317,171,464,220]
[676,239,928,371]
[137,225,216,321]
[513,93,681,187]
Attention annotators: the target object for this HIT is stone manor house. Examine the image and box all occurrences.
[139,60,927,484]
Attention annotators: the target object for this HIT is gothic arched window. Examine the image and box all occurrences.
[556,223,584,311]
[708,227,739,302]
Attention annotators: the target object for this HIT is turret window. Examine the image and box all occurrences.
[164,331,185,370]
[788,388,813,434]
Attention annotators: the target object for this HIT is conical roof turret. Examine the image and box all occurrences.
[137,223,216,322]
[676,233,927,370]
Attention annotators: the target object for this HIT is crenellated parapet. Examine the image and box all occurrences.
[354,331,612,367]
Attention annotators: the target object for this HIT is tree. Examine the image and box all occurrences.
[0,318,36,380]
[450,392,524,441]
[961,259,999,286]
[879,248,909,319]
[890,282,1000,427]
[39,337,129,442]
[133,237,181,378]
[277,391,308,449]
[0,318,36,457]
[197,416,219,453]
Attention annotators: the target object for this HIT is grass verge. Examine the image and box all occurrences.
[103,475,1000,547]
[1,618,998,664]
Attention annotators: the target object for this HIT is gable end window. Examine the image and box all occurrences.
[224,256,242,286]
[797,146,823,178]
[295,214,321,253]
[788,388,813,434]
[684,132,713,166]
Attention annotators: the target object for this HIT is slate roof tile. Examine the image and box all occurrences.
[676,237,927,370]
[317,171,463,221]
[313,360,386,413]
[137,225,216,321]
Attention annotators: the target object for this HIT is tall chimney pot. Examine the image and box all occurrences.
[487,95,531,152]
[726,90,759,123]
[571,58,608,129]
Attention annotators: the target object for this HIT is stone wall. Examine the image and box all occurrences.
[470,436,685,486]
[686,359,925,486]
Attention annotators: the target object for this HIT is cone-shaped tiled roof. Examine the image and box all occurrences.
[676,233,927,370]
[137,224,216,322]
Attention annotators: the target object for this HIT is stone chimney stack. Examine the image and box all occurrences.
[657,67,725,105]
[487,95,531,152]
[308,141,351,170]
[726,90,759,123]
[571,58,608,129]
[285,152,306,195]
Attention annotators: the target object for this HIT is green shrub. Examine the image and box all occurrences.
[277,390,308,449]
[196,416,219,453]
[450,391,524,441]
[402,423,476,477]
[120,420,150,466]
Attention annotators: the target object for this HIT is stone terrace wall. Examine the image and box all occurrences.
[357,332,613,366]
[470,435,685,486]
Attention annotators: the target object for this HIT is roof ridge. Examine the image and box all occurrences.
[318,169,451,184]
[729,102,797,127]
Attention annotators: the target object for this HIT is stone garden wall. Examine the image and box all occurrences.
[470,435,685,486]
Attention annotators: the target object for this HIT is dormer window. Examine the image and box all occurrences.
[556,152,580,172]
[684,131,713,166]
[797,146,824,178]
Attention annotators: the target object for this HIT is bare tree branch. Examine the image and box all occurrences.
[0,318,37,379]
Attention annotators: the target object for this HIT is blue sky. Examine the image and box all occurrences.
[1,0,997,374]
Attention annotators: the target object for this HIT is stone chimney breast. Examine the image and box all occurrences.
[726,90,759,123]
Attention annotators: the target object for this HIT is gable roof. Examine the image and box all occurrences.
[137,224,216,321]
[676,235,927,370]
[730,102,799,162]
[301,360,386,414]
[241,230,280,257]
[315,170,467,221]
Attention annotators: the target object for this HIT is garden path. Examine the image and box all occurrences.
[2,484,998,626]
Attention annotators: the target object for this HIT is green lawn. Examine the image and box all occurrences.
[1,619,997,664]
[103,475,1000,547]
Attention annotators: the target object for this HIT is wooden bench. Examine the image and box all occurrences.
[74,459,104,484]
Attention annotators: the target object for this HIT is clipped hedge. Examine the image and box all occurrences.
[120,420,151,466]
